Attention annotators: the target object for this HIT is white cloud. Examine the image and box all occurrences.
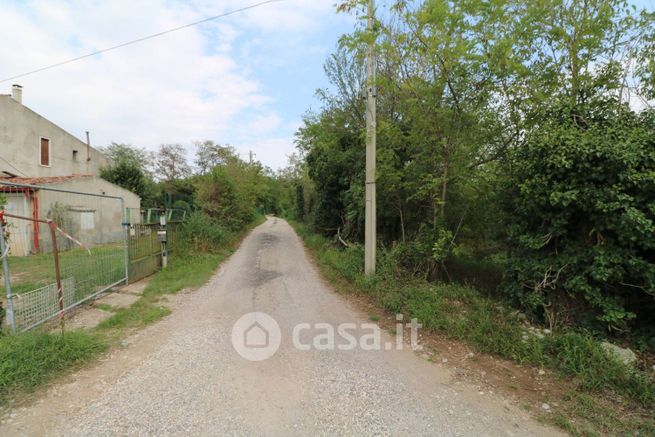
[246,137,296,170]
[242,113,283,135]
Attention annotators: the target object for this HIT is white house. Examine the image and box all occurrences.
[0,84,109,178]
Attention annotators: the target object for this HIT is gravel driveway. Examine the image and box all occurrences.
[1,217,561,436]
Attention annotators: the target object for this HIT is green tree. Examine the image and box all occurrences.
[502,102,655,331]
[101,160,154,202]
[194,141,239,175]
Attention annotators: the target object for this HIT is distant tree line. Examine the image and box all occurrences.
[99,141,291,228]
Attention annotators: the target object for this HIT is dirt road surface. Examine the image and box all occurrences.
[0,217,561,436]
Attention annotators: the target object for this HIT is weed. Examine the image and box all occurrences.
[553,414,576,434]
[96,301,171,331]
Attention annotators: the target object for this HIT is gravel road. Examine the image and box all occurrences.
[1,217,561,436]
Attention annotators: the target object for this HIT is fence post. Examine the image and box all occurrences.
[0,216,16,333]
[47,220,65,333]
[159,214,168,269]
[122,198,129,285]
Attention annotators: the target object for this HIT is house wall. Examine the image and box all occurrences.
[0,95,108,178]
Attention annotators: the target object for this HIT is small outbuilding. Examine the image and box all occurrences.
[0,175,140,255]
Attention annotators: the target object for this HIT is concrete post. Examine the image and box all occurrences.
[0,219,16,332]
[364,0,377,275]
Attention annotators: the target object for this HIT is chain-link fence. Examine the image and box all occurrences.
[0,180,129,331]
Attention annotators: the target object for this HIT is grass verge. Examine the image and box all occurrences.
[292,221,655,435]
[0,331,106,405]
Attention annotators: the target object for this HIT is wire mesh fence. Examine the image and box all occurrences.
[0,180,128,331]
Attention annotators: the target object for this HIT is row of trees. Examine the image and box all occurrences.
[290,0,655,336]
[99,141,290,227]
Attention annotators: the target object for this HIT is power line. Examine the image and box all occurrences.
[0,0,283,84]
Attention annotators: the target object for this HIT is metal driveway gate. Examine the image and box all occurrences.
[128,223,162,282]
[0,181,128,332]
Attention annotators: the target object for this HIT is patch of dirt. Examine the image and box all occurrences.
[63,307,112,330]
[41,277,152,332]
[94,292,139,309]
[119,277,152,295]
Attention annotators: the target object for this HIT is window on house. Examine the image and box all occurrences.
[72,150,78,162]
[40,138,50,166]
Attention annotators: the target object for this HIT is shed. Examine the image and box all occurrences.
[0,175,140,256]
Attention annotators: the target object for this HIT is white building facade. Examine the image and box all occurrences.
[0,84,108,178]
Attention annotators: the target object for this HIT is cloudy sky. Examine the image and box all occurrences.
[0,0,355,170]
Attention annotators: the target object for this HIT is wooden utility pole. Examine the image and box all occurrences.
[365,0,377,275]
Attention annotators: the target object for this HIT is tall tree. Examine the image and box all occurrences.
[194,141,239,175]
[100,143,153,176]
[154,144,192,182]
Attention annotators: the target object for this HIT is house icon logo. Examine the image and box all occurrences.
[231,312,281,361]
[244,321,269,348]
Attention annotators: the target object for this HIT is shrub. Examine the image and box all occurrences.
[175,212,232,254]
[502,103,655,331]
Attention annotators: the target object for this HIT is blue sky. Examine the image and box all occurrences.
[0,0,652,170]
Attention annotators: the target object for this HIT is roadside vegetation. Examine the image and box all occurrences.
[0,331,106,405]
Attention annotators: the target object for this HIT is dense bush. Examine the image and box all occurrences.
[173,212,233,254]
[100,156,157,206]
[196,151,279,229]
[502,103,655,331]
[196,166,252,229]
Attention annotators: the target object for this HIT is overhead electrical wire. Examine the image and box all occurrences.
[0,0,284,84]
